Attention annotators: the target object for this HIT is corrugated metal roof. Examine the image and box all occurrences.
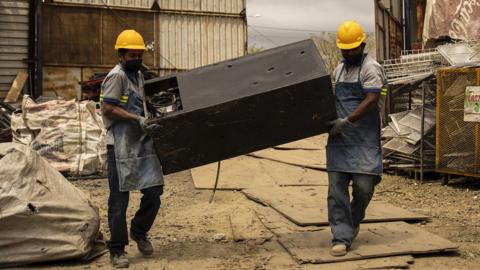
[0,0,29,98]
[52,0,156,10]
[158,0,245,14]
[158,14,246,70]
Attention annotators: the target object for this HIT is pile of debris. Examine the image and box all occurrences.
[0,102,15,142]
[383,41,480,86]
[79,67,158,101]
[79,73,108,101]
[382,105,436,170]
[381,41,480,174]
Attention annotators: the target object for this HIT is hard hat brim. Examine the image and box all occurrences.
[336,35,366,50]
[114,44,146,50]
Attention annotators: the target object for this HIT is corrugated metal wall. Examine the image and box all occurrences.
[42,5,156,67]
[158,13,246,70]
[0,0,29,99]
[52,0,156,10]
[158,0,245,14]
[41,1,247,99]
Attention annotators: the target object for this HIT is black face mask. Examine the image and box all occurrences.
[125,59,143,72]
[344,53,363,66]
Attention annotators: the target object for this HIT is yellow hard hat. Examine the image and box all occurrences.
[114,29,146,50]
[336,20,366,50]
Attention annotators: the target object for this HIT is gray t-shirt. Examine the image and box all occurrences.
[332,54,388,123]
[100,64,145,145]
[332,54,386,92]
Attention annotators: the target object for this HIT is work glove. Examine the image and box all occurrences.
[137,116,147,130]
[328,117,352,136]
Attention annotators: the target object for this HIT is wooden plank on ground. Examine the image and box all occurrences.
[243,186,429,226]
[4,70,27,103]
[228,206,273,244]
[191,155,328,190]
[249,148,326,170]
[257,208,457,264]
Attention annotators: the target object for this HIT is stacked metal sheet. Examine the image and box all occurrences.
[437,41,480,67]
[382,106,436,170]
[0,102,15,143]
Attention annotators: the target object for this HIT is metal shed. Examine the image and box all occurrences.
[0,0,29,99]
[40,0,247,99]
[0,0,247,100]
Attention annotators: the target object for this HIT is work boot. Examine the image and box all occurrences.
[131,234,154,257]
[110,252,129,268]
[330,244,348,256]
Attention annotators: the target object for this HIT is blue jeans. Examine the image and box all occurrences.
[327,172,380,247]
[107,145,164,254]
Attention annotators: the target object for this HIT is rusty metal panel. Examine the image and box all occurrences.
[101,10,156,67]
[43,67,82,100]
[51,0,156,9]
[81,67,111,81]
[391,0,403,22]
[375,0,403,62]
[0,0,29,98]
[158,0,245,14]
[158,13,246,70]
[43,5,155,67]
[388,16,402,59]
[43,5,101,65]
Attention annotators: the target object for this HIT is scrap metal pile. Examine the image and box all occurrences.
[382,104,436,170]
[383,41,480,86]
[382,48,446,86]
[381,41,480,173]
[79,68,158,101]
[79,73,108,101]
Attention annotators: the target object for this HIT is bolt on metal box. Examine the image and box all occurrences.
[144,39,336,175]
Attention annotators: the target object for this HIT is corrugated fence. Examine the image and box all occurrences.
[0,0,29,99]
[0,0,247,99]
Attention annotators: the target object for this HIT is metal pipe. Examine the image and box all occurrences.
[35,0,43,98]
[28,0,36,97]
[404,0,412,50]
[408,91,412,110]
[420,82,426,182]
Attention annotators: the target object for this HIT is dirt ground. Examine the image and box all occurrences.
[15,171,480,270]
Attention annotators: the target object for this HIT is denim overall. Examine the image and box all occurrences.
[112,72,163,192]
[106,70,164,254]
[326,57,382,247]
[326,59,382,175]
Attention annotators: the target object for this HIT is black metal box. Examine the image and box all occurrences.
[144,39,336,175]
